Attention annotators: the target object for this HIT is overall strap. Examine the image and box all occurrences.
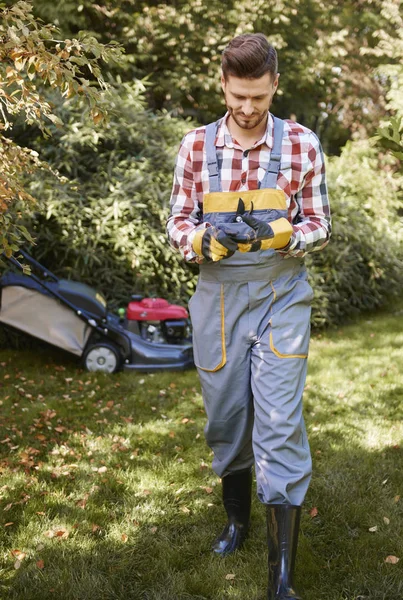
[260,116,284,189]
[205,121,221,193]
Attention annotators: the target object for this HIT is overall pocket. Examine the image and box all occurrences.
[188,281,227,372]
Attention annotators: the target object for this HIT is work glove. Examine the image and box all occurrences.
[234,198,293,252]
[192,226,239,262]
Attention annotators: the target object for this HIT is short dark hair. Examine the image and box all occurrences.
[221,34,278,80]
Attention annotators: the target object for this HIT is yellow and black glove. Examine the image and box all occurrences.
[232,199,293,252]
[237,214,293,252]
[192,226,239,262]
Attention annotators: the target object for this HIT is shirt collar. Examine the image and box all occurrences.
[215,112,274,150]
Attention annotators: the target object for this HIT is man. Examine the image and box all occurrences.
[167,33,331,600]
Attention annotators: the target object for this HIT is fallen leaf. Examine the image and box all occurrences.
[36,559,45,569]
[44,527,69,539]
[369,526,378,532]
[14,559,22,570]
[98,466,107,474]
[4,522,14,527]
[385,555,400,564]
[310,507,318,518]
[394,495,400,503]
[150,526,157,534]
[121,533,128,543]
[180,506,190,514]
[384,517,390,525]
[76,497,88,509]
[225,573,236,580]
[11,550,26,560]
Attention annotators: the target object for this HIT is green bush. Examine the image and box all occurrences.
[22,80,198,310]
[308,139,403,328]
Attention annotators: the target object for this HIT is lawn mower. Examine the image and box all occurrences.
[0,250,193,373]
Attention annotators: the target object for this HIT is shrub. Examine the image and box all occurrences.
[308,139,403,328]
[22,81,198,310]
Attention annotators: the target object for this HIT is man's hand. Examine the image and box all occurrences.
[192,226,238,262]
[237,216,293,252]
[232,198,293,252]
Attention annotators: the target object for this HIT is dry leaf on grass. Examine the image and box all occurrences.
[44,527,69,539]
[385,555,400,564]
[36,559,45,569]
[225,574,236,580]
[11,550,26,560]
[309,507,318,518]
[369,526,378,532]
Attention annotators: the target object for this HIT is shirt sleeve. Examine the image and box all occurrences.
[166,133,208,263]
[281,132,331,258]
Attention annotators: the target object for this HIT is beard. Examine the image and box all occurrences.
[227,106,269,131]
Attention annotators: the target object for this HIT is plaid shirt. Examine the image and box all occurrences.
[167,112,331,262]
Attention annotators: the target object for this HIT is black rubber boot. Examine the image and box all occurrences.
[266,504,302,600]
[212,468,252,556]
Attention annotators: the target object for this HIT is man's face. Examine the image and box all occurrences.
[221,72,279,131]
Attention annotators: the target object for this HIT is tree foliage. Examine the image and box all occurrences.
[371,1,403,161]
[30,0,401,153]
[0,0,122,259]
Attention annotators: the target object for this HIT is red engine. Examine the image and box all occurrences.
[127,297,188,321]
[124,297,190,344]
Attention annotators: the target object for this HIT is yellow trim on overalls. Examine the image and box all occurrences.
[269,281,308,359]
[196,284,227,372]
[203,188,287,214]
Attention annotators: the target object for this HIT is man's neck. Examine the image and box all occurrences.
[227,114,268,150]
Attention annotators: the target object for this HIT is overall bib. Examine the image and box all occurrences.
[188,117,313,505]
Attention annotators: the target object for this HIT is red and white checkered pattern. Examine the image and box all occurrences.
[167,112,331,262]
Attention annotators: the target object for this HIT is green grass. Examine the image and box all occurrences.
[1,304,403,600]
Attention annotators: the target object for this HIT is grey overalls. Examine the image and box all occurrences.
[188,116,313,506]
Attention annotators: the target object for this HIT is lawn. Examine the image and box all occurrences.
[0,303,403,600]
